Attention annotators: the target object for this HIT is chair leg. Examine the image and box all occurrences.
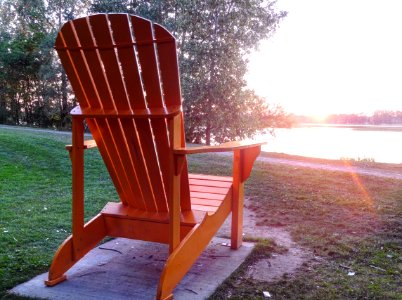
[45,214,107,286]
[231,147,260,249]
[231,150,245,249]
[70,116,86,258]
[231,181,244,249]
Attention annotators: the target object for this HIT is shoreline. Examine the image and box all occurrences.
[260,151,402,167]
[1,124,401,175]
[295,122,402,132]
[258,152,402,180]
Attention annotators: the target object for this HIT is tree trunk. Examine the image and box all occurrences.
[205,122,211,145]
[61,70,68,128]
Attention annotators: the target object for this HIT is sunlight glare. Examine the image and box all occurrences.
[341,160,375,211]
[246,0,402,116]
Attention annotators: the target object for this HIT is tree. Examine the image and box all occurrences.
[0,0,90,128]
[90,0,288,144]
[44,0,91,128]
[0,0,288,135]
[0,0,49,125]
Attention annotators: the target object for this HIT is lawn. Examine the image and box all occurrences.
[211,159,402,299]
[0,126,401,299]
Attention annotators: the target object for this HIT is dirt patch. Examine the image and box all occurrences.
[217,198,314,282]
[246,246,311,282]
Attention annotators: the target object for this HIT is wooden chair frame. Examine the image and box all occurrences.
[45,14,264,300]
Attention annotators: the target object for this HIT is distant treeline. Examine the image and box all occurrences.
[294,110,402,125]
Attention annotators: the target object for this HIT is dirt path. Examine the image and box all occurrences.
[257,156,402,180]
[217,198,314,283]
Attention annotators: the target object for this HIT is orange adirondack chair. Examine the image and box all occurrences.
[46,14,263,299]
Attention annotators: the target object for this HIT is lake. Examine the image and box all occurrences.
[261,125,402,164]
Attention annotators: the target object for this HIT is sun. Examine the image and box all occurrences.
[310,113,328,123]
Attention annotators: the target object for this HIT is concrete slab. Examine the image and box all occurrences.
[11,237,253,300]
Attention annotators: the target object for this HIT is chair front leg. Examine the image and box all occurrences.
[71,116,85,259]
[231,146,261,249]
[231,150,245,249]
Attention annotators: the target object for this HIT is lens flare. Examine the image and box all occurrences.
[341,160,374,211]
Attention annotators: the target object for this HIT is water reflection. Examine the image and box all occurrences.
[261,126,402,164]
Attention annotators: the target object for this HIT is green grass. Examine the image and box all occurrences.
[209,159,402,299]
[0,127,117,298]
[1,126,401,299]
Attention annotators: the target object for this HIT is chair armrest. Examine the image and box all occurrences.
[173,140,264,181]
[65,139,97,151]
[173,140,266,155]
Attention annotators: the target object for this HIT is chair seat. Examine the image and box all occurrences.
[189,174,232,213]
[101,173,233,222]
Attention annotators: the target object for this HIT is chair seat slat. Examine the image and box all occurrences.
[189,178,232,188]
[191,205,218,213]
[191,198,223,207]
[190,192,226,201]
[189,174,233,182]
[189,185,228,195]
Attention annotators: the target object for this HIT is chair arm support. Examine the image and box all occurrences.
[234,146,261,182]
[173,140,266,155]
[65,139,97,151]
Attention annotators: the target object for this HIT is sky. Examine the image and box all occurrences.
[246,0,402,117]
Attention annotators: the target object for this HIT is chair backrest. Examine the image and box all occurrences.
[55,14,190,213]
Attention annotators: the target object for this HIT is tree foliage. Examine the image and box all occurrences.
[325,111,402,125]
[90,0,288,144]
[0,0,289,142]
[0,0,88,128]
